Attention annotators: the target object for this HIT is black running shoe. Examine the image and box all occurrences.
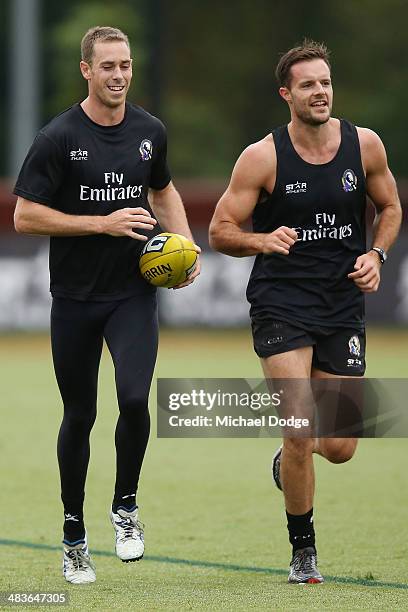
[271,445,282,491]
[288,547,324,584]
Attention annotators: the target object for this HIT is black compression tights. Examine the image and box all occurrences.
[51,293,158,516]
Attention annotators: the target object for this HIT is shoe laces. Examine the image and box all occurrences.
[66,548,93,572]
[292,549,317,573]
[115,516,144,542]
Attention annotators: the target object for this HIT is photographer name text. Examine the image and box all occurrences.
[167,415,309,429]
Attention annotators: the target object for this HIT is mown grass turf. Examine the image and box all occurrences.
[0,328,407,610]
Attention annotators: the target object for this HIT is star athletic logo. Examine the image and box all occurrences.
[286,181,307,194]
[70,149,88,161]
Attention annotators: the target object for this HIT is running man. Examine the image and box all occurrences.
[14,26,200,584]
[209,40,401,583]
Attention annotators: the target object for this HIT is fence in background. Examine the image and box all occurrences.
[1,180,407,329]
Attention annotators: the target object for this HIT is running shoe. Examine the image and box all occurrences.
[288,546,323,584]
[271,445,283,491]
[63,535,96,584]
[110,507,144,562]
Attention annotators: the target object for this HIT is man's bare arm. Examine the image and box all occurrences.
[149,181,195,242]
[209,138,298,257]
[14,197,156,240]
[149,181,201,288]
[360,128,402,251]
[348,129,402,292]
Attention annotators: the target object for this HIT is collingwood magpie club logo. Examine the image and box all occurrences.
[70,148,88,161]
[348,335,361,357]
[286,181,307,195]
[139,139,153,161]
[342,169,357,192]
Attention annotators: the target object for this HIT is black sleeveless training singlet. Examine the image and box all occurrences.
[246,119,367,330]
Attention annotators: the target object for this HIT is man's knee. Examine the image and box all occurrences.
[119,392,149,420]
[63,406,97,433]
[321,439,357,464]
[283,437,315,462]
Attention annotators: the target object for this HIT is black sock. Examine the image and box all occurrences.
[112,493,137,514]
[286,508,316,553]
[63,510,85,545]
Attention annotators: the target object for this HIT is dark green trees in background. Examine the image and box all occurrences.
[162,0,408,177]
[45,3,145,117]
[2,0,407,178]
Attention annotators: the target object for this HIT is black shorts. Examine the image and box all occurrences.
[251,318,366,377]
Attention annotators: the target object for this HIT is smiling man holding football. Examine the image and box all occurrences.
[13,26,199,584]
[209,39,401,584]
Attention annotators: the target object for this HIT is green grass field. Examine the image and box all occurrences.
[1,327,407,610]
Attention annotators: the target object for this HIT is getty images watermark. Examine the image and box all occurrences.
[166,389,308,430]
[157,379,408,438]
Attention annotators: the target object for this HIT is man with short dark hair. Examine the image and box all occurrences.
[209,39,401,583]
[14,26,200,584]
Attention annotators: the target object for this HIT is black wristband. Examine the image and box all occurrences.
[370,247,387,264]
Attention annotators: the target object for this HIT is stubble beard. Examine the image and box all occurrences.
[295,105,331,127]
[103,97,125,109]
[97,88,127,109]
